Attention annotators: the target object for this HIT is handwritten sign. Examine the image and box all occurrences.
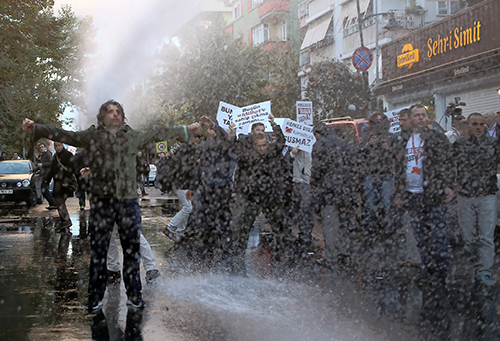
[217,101,239,130]
[296,101,313,126]
[280,118,316,153]
[385,106,408,134]
[234,101,271,129]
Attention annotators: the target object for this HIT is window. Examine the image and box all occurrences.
[252,23,270,45]
[281,20,287,41]
[233,3,241,20]
[437,1,465,16]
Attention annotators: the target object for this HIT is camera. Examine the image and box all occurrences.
[444,97,466,118]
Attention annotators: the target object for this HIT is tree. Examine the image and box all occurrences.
[0,0,94,156]
[303,60,367,120]
[126,18,302,130]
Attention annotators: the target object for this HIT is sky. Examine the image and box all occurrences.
[53,0,203,127]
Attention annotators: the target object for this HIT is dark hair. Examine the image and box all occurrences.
[408,104,427,117]
[313,122,327,135]
[368,112,390,133]
[251,122,265,131]
[398,108,410,118]
[467,112,484,121]
[97,100,126,127]
[38,142,46,147]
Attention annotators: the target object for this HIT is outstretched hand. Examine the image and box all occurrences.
[187,122,201,135]
[269,113,275,124]
[22,118,35,131]
[199,115,214,129]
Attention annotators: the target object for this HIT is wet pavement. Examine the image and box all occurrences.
[0,188,500,340]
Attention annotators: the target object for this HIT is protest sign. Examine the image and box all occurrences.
[385,106,408,134]
[233,101,271,129]
[296,101,313,126]
[280,118,316,153]
[217,101,239,130]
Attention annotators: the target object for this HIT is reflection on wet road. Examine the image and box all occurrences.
[0,203,499,340]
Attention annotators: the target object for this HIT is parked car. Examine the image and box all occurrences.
[321,116,445,145]
[148,164,157,184]
[0,160,43,207]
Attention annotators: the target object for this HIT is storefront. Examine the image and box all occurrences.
[375,0,500,130]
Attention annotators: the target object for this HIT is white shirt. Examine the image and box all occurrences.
[405,133,425,193]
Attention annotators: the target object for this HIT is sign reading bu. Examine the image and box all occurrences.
[397,44,419,69]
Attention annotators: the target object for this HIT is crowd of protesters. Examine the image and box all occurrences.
[17,99,500,329]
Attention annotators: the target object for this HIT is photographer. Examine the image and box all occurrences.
[445,114,468,144]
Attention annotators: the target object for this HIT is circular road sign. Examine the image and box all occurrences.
[352,46,373,71]
[157,142,167,152]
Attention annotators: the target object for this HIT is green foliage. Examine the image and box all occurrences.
[304,60,367,120]
[0,0,94,156]
[127,19,301,128]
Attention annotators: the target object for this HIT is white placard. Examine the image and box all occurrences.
[216,101,239,130]
[296,101,313,126]
[385,106,408,134]
[280,118,317,153]
[234,101,271,129]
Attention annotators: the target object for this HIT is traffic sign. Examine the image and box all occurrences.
[156,141,167,153]
[352,46,373,71]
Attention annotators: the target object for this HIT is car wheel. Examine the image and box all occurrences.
[26,188,37,208]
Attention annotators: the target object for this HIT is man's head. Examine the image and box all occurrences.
[159,152,165,158]
[54,141,64,153]
[398,108,411,132]
[483,110,496,128]
[452,114,468,136]
[12,152,19,159]
[38,142,47,153]
[408,104,429,132]
[97,100,125,129]
[468,113,486,138]
[1,152,6,158]
[251,123,266,137]
[253,134,270,155]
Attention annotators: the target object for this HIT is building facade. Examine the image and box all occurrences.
[223,0,302,51]
[375,0,500,129]
[298,0,467,106]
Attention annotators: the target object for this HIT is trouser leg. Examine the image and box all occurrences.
[107,225,121,272]
[42,181,55,206]
[88,199,115,305]
[321,204,342,262]
[170,189,192,235]
[116,199,142,300]
[477,195,496,275]
[55,196,71,227]
[140,233,157,272]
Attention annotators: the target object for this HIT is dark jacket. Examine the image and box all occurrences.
[453,134,500,197]
[232,123,285,199]
[198,124,233,188]
[34,124,186,200]
[310,127,356,207]
[38,150,53,178]
[394,128,454,206]
[170,140,200,190]
[359,130,397,177]
[45,148,75,198]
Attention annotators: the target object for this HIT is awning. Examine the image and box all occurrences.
[337,0,371,28]
[300,13,333,50]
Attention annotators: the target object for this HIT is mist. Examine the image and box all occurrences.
[54,0,205,127]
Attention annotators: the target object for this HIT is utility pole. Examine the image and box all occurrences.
[356,0,371,115]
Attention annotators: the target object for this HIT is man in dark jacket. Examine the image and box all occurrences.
[36,142,56,209]
[453,113,499,286]
[46,141,75,232]
[310,122,356,264]
[22,99,200,313]
[230,117,292,264]
[394,104,454,279]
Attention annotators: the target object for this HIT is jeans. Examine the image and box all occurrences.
[107,224,157,273]
[88,198,142,306]
[169,189,193,237]
[458,195,497,275]
[406,193,450,277]
[363,176,393,235]
[291,182,314,244]
[41,181,55,206]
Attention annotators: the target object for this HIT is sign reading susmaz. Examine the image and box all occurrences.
[280,118,316,153]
